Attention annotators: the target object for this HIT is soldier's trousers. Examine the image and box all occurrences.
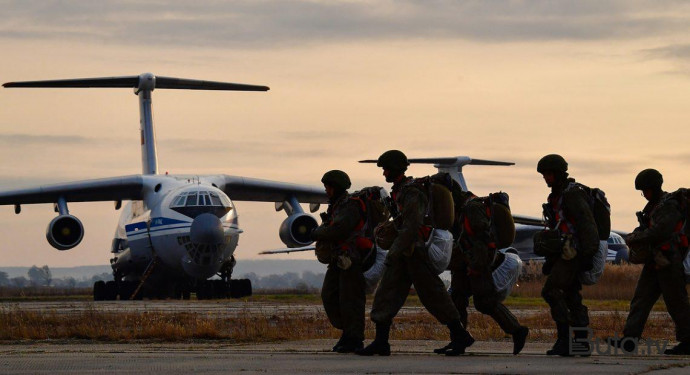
[450,265,521,334]
[321,260,366,341]
[541,258,589,327]
[623,262,690,342]
[370,246,461,326]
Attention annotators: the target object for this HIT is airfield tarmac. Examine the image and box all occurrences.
[1,300,687,374]
[1,340,689,374]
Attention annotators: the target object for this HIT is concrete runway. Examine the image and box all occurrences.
[0,299,669,320]
[1,340,689,374]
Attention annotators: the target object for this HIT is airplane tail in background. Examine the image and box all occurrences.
[4,73,269,175]
[360,156,514,191]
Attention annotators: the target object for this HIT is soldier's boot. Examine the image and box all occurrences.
[332,332,347,352]
[433,314,469,354]
[444,319,475,357]
[512,326,529,355]
[433,343,452,354]
[546,323,570,356]
[336,336,364,354]
[664,342,690,355]
[606,336,637,353]
[355,324,391,356]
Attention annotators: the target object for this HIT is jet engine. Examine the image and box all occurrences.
[279,213,318,248]
[46,215,84,250]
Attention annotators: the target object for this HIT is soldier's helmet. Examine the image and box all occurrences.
[634,169,663,190]
[377,150,410,171]
[321,170,351,190]
[537,154,568,174]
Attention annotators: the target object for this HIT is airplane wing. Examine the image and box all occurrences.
[259,245,315,255]
[211,176,328,204]
[0,175,145,206]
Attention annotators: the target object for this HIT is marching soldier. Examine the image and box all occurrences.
[356,150,473,356]
[444,190,529,355]
[608,169,690,355]
[536,154,599,356]
[311,170,367,353]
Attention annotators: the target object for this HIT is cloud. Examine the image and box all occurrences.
[2,1,690,48]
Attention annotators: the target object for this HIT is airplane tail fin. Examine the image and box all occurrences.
[4,73,269,175]
[359,156,514,191]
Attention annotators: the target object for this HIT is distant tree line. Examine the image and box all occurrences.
[0,265,112,289]
[241,271,325,292]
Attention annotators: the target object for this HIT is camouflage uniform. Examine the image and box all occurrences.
[370,178,462,326]
[542,178,599,330]
[312,192,366,345]
[623,192,690,343]
[450,195,522,336]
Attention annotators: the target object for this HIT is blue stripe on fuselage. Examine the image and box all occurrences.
[125,217,189,233]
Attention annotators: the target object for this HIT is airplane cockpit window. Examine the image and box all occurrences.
[185,193,198,206]
[170,190,233,218]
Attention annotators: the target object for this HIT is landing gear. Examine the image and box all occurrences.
[195,278,252,300]
[93,280,106,301]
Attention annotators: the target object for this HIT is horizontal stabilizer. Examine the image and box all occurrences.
[360,156,514,167]
[3,74,269,92]
[259,246,315,255]
[3,76,139,88]
[155,76,268,91]
[513,215,546,227]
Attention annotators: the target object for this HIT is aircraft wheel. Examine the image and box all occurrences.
[197,281,211,300]
[105,281,118,300]
[119,281,135,300]
[93,280,106,301]
[241,279,252,297]
[213,280,228,298]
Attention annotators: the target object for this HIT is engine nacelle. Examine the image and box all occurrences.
[279,213,318,248]
[46,215,84,250]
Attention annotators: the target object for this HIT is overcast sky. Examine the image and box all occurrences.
[1,0,689,267]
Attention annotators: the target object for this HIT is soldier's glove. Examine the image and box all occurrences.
[653,250,670,269]
[624,233,639,246]
[337,255,352,270]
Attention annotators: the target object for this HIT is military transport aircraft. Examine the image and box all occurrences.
[1,73,327,300]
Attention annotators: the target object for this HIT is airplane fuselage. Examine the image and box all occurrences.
[110,175,241,282]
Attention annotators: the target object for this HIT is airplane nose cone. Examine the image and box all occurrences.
[190,213,224,244]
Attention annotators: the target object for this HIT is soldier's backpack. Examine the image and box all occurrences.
[349,187,391,271]
[467,192,516,249]
[406,174,455,230]
[349,186,391,239]
[665,188,690,243]
[664,189,690,278]
[566,182,611,241]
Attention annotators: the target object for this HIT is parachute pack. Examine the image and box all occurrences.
[665,188,690,243]
[566,182,611,240]
[405,174,455,230]
[414,173,516,249]
[474,192,516,249]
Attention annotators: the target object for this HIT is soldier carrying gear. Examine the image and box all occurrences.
[357,150,474,357]
[443,190,529,356]
[537,154,599,357]
[608,169,690,355]
[311,169,368,353]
